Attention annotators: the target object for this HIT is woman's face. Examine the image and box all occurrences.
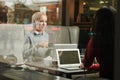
[34,15,47,32]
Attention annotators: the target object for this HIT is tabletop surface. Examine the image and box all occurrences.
[0,68,72,80]
[25,62,88,73]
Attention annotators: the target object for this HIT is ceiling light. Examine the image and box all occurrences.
[99,1,104,4]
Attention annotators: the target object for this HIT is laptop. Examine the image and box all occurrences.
[51,44,78,61]
[56,49,83,70]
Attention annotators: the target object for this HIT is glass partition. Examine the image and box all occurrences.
[0,24,24,65]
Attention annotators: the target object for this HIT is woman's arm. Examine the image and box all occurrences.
[82,37,95,68]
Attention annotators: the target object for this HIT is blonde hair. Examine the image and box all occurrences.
[32,12,47,23]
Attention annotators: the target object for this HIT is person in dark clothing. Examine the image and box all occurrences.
[80,6,116,80]
[0,6,8,23]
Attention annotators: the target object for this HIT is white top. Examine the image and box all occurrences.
[23,30,50,62]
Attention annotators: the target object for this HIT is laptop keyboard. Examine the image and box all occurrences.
[65,67,80,70]
[60,66,82,70]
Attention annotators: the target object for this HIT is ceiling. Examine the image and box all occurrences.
[1,0,59,11]
[2,0,59,5]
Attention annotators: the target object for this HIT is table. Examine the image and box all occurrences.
[25,62,98,79]
[0,67,72,80]
[0,62,108,80]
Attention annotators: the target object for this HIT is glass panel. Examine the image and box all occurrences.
[0,0,61,25]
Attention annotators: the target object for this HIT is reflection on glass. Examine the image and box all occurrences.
[4,54,17,65]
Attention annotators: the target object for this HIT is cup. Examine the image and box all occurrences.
[43,59,52,67]
[52,60,58,67]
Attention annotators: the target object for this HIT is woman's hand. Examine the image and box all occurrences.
[79,63,84,68]
[39,42,48,48]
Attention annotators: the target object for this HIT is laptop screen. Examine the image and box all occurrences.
[51,44,78,61]
[56,49,81,67]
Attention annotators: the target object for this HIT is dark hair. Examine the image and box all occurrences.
[93,6,116,79]
[94,7,116,43]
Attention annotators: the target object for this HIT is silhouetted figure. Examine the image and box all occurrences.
[80,6,116,80]
[0,6,8,23]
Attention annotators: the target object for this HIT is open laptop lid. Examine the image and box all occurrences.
[53,44,78,49]
[56,49,81,67]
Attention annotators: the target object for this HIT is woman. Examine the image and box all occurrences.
[80,6,116,80]
[23,12,50,62]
